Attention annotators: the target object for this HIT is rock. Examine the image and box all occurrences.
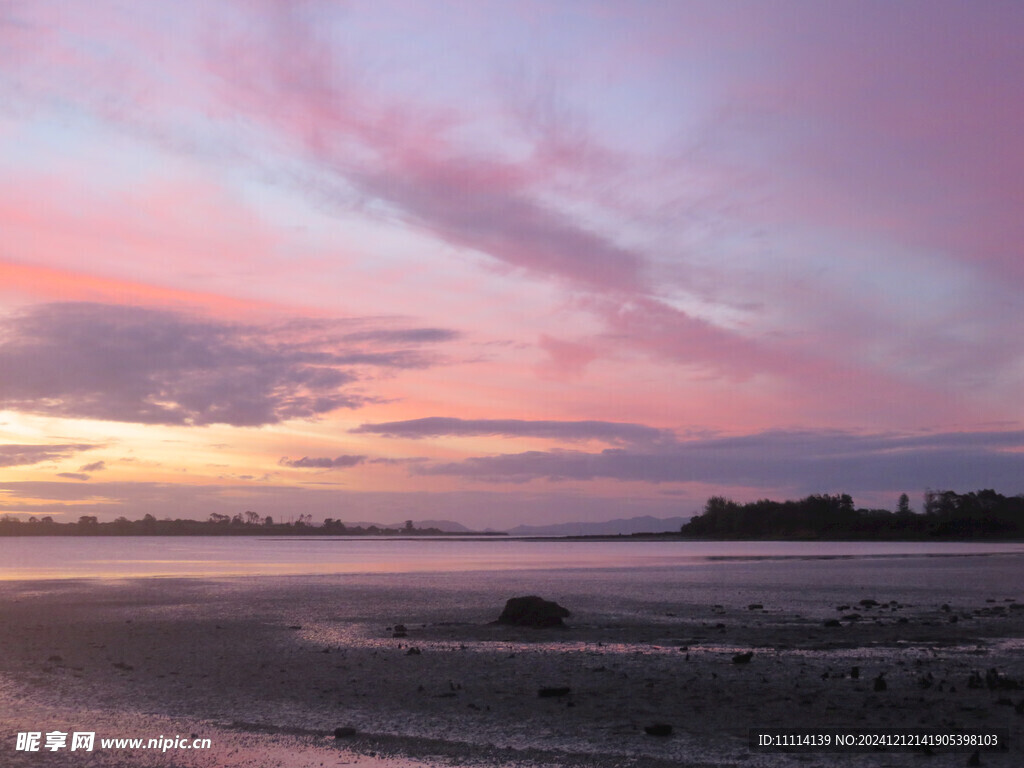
[644,723,673,737]
[406,647,422,655]
[748,603,763,610]
[394,624,407,633]
[333,726,357,738]
[538,686,572,698]
[842,613,862,621]
[859,599,879,608]
[850,666,860,679]
[732,651,754,664]
[496,596,570,628]
[873,673,887,692]
[984,667,1021,690]
[823,619,841,627]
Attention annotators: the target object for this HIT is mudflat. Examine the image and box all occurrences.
[1,569,1022,767]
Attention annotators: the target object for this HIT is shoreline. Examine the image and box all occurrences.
[2,570,1022,766]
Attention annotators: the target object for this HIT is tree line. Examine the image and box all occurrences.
[0,512,497,537]
[679,489,1024,539]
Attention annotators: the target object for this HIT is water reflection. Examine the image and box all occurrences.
[2,536,1024,580]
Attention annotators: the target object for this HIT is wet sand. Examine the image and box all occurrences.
[1,568,1022,767]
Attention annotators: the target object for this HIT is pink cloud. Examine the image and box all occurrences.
[535,334,598,380]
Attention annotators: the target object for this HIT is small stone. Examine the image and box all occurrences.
[333,727,357,738]
[644,723,673,737]
[747,603,763,610]
[732,651,753,664]
[823,619,841,628]
[538,686,572,698]
[873,674,887,692]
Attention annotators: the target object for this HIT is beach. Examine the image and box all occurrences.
[1,557,1023,767]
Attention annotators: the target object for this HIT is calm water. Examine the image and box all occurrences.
[1,535,1023,580]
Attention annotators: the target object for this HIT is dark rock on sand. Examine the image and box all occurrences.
[644,723,673,737]
[538,686,572,698]
[823,619,841,628]
[984,667,1021,690]
[333,726,357,738]
[732,651,753,664]
[496,596,570,628]
[873,673,887,692]
[747,603,763,610]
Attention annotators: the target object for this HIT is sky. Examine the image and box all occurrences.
[2,0,1023,529]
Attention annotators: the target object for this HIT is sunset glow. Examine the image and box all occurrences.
[2,1,1023,528]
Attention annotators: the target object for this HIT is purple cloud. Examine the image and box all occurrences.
[79,460,107,472]
[56,472,90,481]
[351,417,672,445]
[0,443,98,467]
[414,429,1024,494]
[0,303,455,427]
[278,455,367,469]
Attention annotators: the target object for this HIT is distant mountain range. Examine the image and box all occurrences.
[506,515,690,537]
[347,516,690,536]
